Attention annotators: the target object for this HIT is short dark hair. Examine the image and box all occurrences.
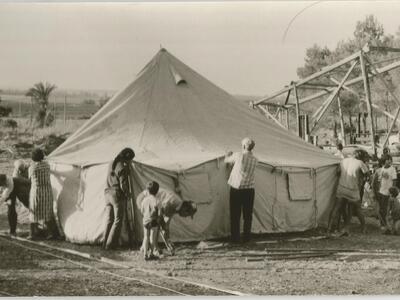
[146,181,159,195]
[178,201,197,218]
[337,143,343,151]
[31,148,45,162]
[119,148,135,161]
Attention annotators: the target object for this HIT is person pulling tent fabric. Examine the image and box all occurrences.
[103,147,135,250]
[225,137,258,244]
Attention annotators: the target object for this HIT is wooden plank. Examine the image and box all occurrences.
[363,54,400,147]
[369,102,400,126]
[329,77,358,96]
[360,52,376,154]
[254,51,362,106]
[257,105,287,129]
[294,85,300,136]
[363,54,400,106]
[296,60,400,106]
[285,109,290,129]
[337,96,346,145]
[311,60,358,133]
[284,88,292,105]
[383,106,400,147]
[368,46,400,53]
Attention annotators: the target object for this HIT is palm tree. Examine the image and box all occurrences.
[26,82,57,128]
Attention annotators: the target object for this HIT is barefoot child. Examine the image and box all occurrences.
[387,187,400,235]
[140,181,160,260]
[137,185,197,255]
[376,155,397,232]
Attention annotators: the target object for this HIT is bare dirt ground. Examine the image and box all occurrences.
[1,158,400,296]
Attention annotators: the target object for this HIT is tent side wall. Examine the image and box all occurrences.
[50,160,338,244]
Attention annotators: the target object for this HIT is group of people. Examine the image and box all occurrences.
[5,137,398,260]
[102,148,198,260]
[103,138,259,260]
[329,143,400,235]
[0,148,59,240]
[0,136,258,260]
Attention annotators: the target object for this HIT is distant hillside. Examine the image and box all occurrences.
[0,88,116,104]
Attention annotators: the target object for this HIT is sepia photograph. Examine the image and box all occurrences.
[1,0,400,296]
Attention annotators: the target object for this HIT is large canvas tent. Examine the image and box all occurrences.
[49,49,340,244]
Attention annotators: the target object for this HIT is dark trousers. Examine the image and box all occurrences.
[377,193,389,226]
[229,187,255,242]
[103,189,124,249]
[7,179,30,235]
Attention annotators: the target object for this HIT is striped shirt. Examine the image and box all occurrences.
[225,151,258,189]
[29,161,54,223]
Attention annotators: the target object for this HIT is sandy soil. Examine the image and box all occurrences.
[1,158,400,295]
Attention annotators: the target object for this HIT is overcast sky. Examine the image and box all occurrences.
[1,1,400,97]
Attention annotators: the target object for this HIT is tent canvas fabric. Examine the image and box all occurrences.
[49,49,340,244]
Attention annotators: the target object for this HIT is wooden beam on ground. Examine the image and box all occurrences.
[311,60,359,133]
[257,105,287,129]
[337,96,346,145]
[360,52,376,154]
[254,51,362,106]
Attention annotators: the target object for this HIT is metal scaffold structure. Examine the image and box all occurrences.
[250,43,400,155]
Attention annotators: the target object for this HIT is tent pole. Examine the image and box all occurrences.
[360,52,376,154]
[311,60,358,133]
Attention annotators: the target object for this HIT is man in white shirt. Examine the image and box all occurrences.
[328,149,369,234]
[225,137,258,243]
[376,155,397,230]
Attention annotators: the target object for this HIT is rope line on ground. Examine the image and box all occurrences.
[0,235,189,296]
[0,233,250,296]
[0,290,17,296]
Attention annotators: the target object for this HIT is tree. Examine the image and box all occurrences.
[26,82,57,128]
[296,15,398,136]
[297,44,331,79]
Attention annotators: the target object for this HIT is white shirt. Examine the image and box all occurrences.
[225,151,258,189]
[337,157,369,202]
[379,166,397,196]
